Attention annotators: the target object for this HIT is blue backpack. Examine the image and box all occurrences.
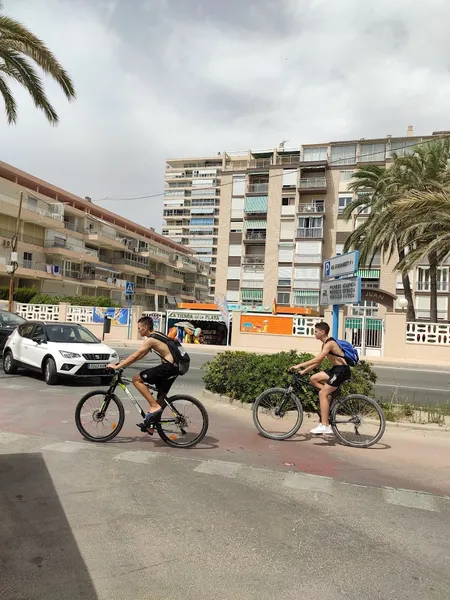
[336,339,359,367]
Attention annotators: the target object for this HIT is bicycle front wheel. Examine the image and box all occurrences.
[253,388,303,440]
[75,391,125,442]
[156,395,209,448]
[331,394,386,448]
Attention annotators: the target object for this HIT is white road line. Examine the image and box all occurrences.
[194,460,242,477]
[114,450,158,464]
[376,383,448,393]
[41,441,91,453]
[283,472,334,494]
[382,487,440,512]
[375,365,450,374]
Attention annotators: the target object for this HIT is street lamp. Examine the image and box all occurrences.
[398,297,408,312]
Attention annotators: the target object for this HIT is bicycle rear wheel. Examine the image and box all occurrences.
[156,395,209,448]
[253,388,303,440]
[331,394,386,448]
[75,391,125,442]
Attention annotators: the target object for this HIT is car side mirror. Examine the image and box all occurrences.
[33,336,45,344]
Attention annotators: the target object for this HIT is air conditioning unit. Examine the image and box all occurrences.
[3,239,11,247]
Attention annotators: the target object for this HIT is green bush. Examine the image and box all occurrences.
[0,286,38,303]
[202,350,377,410]
[29,293,122,308]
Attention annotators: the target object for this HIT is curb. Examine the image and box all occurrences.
[201,390,450,433]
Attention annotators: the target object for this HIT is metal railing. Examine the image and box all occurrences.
[247,183,269,194]
[64,221,84,234]
[296,228,323,238]
[45,240,99,257]
[245,231,267,241]
[243,255,265,264]
[112,257,149,270]
[276,154,301,165]
[293,279,321,290]
[26,202,64,222]
[298,177,326,189]
[298,202,324,213]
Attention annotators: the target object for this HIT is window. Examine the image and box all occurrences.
[23,251,33,268]
[282,197,295,206]
[303,147,327,162]
[27,196,38,209]
[359,143,385,162]
[277,292,290,305]
[293,290,320,307]
[0,312,25,327]
[190,218,214,226]
[191,198,216,206]
[46,324,99,343]
[32,325,47,342]
[417,267,449,292]
[391,140,417,157]
[230,225,243,233]
[298,216,322,229]
[338,196,352,214]
[340,170,354,181]
[331,145,356,166]
[335,243,345,255]
[18,323,35,339]
[278,279,291,287]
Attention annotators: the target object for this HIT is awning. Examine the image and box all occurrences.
[248,170,269,175]
[293,290,320,298]
[358,269,380,278]
[245,196,268,213]
[241,289,264,300]
[244,219,267,230]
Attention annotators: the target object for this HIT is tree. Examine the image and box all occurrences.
[0,2,76,124]
[343,164,417,321]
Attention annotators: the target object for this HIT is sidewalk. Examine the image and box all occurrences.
[109,339,450,370]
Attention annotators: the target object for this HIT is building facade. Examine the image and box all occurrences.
[165,129,450,321]
[0,161,211,309]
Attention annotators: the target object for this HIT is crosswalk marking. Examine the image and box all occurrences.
[41,441,91,453]
[283,472,334,494]
[194,460,242,477]
[114,450,158,464]
[382,487,440,512]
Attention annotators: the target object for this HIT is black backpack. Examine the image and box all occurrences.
[150,332,190,375]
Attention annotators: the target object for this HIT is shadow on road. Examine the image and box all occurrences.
[0,453,98,600]
[256,431,391,450]
[104,434,220,450]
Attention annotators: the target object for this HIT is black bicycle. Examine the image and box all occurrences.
[252,373,386,448]
[75,368,209,448]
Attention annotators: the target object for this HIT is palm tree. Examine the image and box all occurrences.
[342,163,417,321]
[0,2,76,124]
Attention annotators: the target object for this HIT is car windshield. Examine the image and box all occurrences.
[45,324,100,344]
[0,312,26,327]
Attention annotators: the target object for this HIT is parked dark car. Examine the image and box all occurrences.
[0,310,27,354]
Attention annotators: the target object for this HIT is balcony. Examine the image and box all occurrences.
[111,257,149,275]
[243,255,265,264]
[298,202,324,213]
[276,154,301,165]
[247,183,269,194]
[85,228,127,250]
[81,272,115,288]
[294,253,322,264]
[296,228,323,238]
[416,282,449,292]
[0,193,65,229]
[45,240,99,262]
[64,221,84,235]
[293,279,321,290]
[143,246,172,263]
[241,280,264,289]
[298,177,327,191]
[244,231,267,243]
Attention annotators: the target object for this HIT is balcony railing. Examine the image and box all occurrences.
[247,183,269,194]
[276,154,301,165]
[298,177,327,189]
[64,221,84,233]
[296,228,323,238]
[298,202,324,213]
[294,253,322,264]
[243,255,265,264]
[45,240,98,257]
[241,280,264,289]
[293,279,321,290]
[27,202,64,221]
[245,231,267,241]
[417,282,449,292]
[112,257,149,270]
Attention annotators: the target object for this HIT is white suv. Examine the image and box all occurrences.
[3,321,119,385]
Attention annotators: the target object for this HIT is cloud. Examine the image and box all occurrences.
[1,0,450,230]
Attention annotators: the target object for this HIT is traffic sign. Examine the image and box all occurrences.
[125,281,135,295]
[323,251,358,280]
[320,276,361,306]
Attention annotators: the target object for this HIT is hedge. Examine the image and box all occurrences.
[0,286,38,303]
[28,294,122,307]
[202,350,377,410]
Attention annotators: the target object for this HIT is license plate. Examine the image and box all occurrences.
[87,363,108,370]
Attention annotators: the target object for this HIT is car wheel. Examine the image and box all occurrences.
[44,357,59,385]
[3,350,18,375]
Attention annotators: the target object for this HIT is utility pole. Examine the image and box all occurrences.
[8,191,24,312]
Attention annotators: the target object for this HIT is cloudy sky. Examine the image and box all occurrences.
[1,0,450,231]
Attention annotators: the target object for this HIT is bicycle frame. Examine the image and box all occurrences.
[283,374,341,416]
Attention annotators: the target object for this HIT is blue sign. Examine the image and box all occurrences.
[125,281,135,295]
[323,260,331,278]
[93,307,130,325]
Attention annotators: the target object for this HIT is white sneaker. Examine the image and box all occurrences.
[310,424,333,435]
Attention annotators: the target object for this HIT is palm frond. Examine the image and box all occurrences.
[0,72,16,123]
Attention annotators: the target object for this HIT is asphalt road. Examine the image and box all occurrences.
[0,370,450,599]
[113,348,450,407]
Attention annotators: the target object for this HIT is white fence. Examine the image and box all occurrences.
[66,306,94,323]
[292,316,321,337]
[16,303,60,321]
[406,322,450,345]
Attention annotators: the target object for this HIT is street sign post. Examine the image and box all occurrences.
[322,252,360,339]
[125,281,134,339]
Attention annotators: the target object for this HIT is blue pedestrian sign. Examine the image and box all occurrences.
[125,281,135,295]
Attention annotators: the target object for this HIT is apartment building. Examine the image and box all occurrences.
[163,155,223,295]
[165,128,450,321]
[0,161,211,309]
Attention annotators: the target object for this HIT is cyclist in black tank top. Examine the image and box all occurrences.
[291,322,351,435]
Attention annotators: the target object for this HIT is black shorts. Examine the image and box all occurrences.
[140,362,179,398]
[325,365,351,388]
